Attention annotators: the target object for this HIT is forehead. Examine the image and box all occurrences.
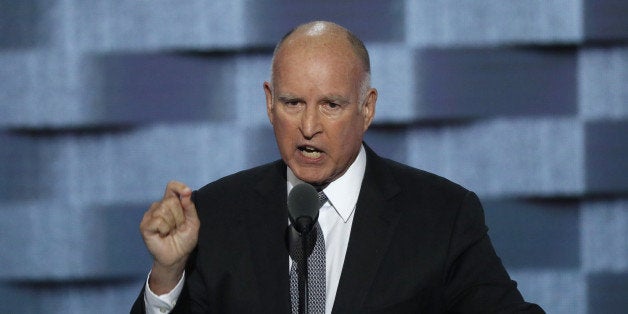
[277,31,359,64]
[272,37,363,90]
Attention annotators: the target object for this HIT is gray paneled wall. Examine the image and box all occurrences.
[1,1,627,313]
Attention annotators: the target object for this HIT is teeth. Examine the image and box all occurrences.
[300,146,321,158]
[301,149,321,158]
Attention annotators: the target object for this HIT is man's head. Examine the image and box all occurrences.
[264,21,377,187]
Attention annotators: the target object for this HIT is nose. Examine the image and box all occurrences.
[300,104,322,139]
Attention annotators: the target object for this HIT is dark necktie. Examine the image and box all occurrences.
[289,191,327,314]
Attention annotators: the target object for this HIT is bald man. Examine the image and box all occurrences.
[131,21,544,314]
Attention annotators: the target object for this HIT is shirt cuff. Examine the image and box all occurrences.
[143,270,186,314]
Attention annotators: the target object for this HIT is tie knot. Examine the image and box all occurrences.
[317,191,328,207]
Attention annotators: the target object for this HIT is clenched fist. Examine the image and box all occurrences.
[140,181,200,294]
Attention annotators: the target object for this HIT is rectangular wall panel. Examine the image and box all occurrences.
[415,48,577,119]
[585,120,628,194]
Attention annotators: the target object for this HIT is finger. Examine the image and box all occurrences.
[163,195,186,228]
[158,196,185,228]
[155,217,174,237]
[163,181,192,199]
[142,209,175,237]
[140,202,163,232]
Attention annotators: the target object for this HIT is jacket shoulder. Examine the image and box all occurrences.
[196,160,282,192]
[191,160,284,207]
[375,155,470,199]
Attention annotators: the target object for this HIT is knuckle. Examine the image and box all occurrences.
[167,180,182,189]
[161,197,181,210]
[149,202,160,211]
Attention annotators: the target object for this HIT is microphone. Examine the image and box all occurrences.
[286,183,320,314]
[287,183,320,234]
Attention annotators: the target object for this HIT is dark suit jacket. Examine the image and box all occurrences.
[132,146,544,313]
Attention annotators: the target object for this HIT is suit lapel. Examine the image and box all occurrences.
[332,147,402,312]
[244,161,291,312]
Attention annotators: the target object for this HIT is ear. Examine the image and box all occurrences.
[361,88,377,131]
[263,81,274,125]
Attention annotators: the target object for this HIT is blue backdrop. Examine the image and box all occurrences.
[1,1,627,313]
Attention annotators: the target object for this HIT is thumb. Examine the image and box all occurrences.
[180,191,199,221]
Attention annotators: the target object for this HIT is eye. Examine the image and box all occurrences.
[281,99,303,110]
[319,100,345,116]
[322,101,341,110]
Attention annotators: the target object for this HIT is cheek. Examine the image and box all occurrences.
[330,124,364,154]
[345,117,366,139]
[273,118,297,147]
[272,111,297,129]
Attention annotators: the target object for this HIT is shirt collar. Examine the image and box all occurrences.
[287,145,367,222]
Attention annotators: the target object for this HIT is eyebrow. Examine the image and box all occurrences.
[277,94,303,103]
[320,95,350,105]
[277,94,350,104]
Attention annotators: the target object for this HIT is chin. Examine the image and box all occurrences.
[293,169,327,185]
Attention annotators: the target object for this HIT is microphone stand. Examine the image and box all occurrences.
[298,227,310,314]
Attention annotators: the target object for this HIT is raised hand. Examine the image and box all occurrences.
[140,181,200,294]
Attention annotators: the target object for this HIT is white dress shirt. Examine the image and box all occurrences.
[145,146,367,314]
[287,145,365,313]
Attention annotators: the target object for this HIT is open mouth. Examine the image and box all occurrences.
[298,145,323,159]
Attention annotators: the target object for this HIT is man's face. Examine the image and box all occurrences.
[264,39,376,186]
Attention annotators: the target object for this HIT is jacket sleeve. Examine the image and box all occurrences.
[443,191,545,313]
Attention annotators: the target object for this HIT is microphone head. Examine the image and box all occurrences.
[287,183,320,233]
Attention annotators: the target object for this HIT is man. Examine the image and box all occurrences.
[132,21,544,313]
